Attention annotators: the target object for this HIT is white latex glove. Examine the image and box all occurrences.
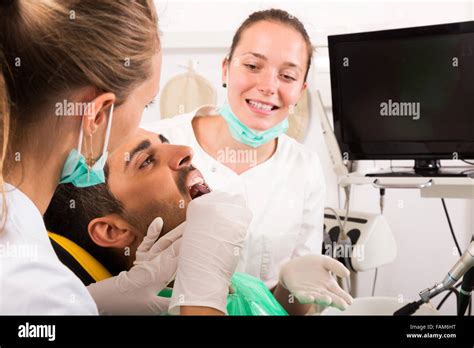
[169,191,252,315]
[135,219,186,263]
[279,254,354,310]
[87,217,183,315]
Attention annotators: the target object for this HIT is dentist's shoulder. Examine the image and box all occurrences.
[141,105,218,144]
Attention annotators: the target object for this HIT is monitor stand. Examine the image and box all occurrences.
[365,160,474,178]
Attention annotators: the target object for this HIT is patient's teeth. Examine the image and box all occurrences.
[188,176,204,187]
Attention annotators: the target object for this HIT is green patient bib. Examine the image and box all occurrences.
[158,272,288,316]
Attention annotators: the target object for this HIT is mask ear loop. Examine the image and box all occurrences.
[101,103,114,155]
[82,103,114,183]
[76,114,85,160]
[81,103,94,182]
[86,134,94,182]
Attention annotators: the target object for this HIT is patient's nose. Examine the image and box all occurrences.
[169,145,194,170]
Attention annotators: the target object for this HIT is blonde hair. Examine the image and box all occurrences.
[0,0,160,228]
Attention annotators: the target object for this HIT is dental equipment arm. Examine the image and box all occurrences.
[394,240,474,315]
[420,241,474,303]
[316,90,348,179]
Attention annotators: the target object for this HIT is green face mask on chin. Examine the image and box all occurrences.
[218,103,289,148]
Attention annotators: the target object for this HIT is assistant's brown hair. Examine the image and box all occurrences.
[0,0,160,228]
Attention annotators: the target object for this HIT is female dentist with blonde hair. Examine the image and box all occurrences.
[148,8,353,315]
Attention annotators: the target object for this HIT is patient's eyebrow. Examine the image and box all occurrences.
[125,139,151,170]
[159,133,170,144]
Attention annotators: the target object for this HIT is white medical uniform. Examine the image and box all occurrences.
[143,105,326,288]
[0,183,98,314]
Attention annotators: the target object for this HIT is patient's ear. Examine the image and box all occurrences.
[88,214,135,248]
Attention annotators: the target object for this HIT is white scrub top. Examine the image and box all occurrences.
[0,183,98,314]
[143,105,326,289]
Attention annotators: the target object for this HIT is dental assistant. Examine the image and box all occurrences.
[145,9,341,315]
[0,0,175,315]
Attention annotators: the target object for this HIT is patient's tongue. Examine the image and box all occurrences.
[190,183,211,199]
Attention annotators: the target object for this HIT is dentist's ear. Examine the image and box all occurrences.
[82,92,116,137]
[88,214,135,249]
[294,81,308,104]
[221,56,229,88]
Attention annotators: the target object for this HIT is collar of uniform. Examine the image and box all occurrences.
[3,182,43,221]
[193,104,220,117]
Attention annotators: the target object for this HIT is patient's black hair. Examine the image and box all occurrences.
[44,164,126,275]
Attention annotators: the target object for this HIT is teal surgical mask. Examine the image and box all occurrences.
[219,103,288,148]
[59,104,114,187]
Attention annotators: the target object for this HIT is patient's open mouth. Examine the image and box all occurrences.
[186,169,211,200]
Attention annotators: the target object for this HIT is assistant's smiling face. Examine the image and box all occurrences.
[223,21,309,132]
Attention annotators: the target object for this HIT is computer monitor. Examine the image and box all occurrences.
[328,21,474,175]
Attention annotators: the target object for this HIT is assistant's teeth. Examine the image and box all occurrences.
[248,100,273,111]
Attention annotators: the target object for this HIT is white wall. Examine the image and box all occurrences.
[144,0,474,314]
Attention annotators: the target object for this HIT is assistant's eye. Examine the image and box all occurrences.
[139,155,155,169]
[244,63,258,71]
[281,74,297,81]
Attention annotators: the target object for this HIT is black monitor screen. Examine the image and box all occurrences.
[329,22,474,160]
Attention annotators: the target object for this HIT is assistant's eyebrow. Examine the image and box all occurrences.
[158,133,170,144]
[125,139,151,170]
[282,62,301,71]
[243,52,267,61]
[242,52,301,71]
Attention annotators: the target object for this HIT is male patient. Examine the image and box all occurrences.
[44,129,288,315]
[44,129,351,315]
[45,130,208,277]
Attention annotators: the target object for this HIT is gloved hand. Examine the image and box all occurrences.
[135,219,186,264]
[169,191,252,315]
[87,217,182,315]
[279,254,354,310]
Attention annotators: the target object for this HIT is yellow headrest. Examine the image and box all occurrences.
[48,232,112,282]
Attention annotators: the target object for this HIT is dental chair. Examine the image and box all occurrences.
[48,232,111,286]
